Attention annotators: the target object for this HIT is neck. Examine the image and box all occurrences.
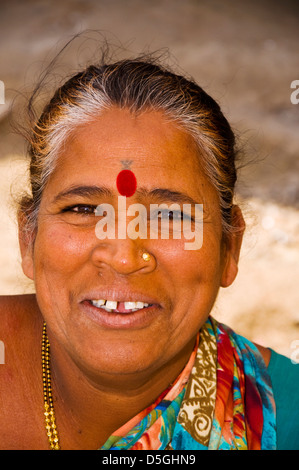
[47,329,196,450]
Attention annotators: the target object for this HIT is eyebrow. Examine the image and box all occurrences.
[53,185,113,203]
[137,187,200,206]
[52,185,200,206]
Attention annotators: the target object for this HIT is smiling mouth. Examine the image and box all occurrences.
[89,299,153,313]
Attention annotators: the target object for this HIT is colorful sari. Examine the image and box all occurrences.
[100,317,276,450]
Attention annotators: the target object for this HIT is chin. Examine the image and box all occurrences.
[66,327,164,379]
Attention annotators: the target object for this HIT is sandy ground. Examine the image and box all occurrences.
[0,0,298,357]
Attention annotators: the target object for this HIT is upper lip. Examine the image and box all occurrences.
[79,289,162,306]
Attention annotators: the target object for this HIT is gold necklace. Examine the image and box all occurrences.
[42,322,60,450]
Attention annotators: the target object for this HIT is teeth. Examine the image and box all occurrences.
[91,299,150,311]
[91,299,105,308]
[136,301,146,308]
[105,300,118,310]
[124,301,136,310]
[123,301,149,310]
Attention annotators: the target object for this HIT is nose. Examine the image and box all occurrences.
[91,239,156,275]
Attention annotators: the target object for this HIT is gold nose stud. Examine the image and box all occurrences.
[142,252,151,262]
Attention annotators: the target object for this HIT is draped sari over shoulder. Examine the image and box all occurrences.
[100,317,276,450]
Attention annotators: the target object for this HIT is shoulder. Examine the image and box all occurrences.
[267,348,299,394]
[0,293,42,367]
[268,348,299,395]
[0,293,40,326]
[0,293,42,374]
[0,294,44,449]
[267,349,299,450]
[0,294,40,345]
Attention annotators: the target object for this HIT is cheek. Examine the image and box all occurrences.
[33,222,92,277]
[148,237,223,356]
[32,223,96,325]
[156,235,222,287]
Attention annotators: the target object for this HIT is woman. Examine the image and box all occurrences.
[0,56,298,450]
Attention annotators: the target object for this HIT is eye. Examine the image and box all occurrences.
[62,204,97,215]
[159,209,178,220]
[154,209,194,222]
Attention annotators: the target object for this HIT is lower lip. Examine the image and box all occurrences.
[79,300,162,330]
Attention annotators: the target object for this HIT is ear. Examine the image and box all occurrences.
[18,210,35,281]
[220,205,245,288]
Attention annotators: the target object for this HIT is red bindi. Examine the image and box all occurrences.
[116,169,137,197]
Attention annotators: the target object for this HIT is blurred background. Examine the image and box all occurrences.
[0,0,298,357]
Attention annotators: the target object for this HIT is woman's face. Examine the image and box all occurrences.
[21,108,241,382]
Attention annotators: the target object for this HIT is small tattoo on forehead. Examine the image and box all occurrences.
[117,160,137,197]
[120,160,133,170]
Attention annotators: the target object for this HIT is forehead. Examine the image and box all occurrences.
[47,107,216,204]
[63,108,199,168]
